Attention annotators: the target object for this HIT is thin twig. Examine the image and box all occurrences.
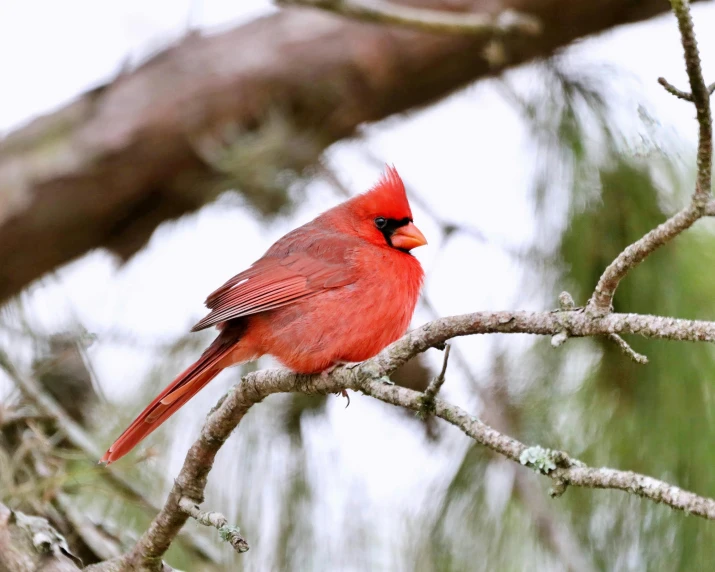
[277,0,541,36]
[178,497,249,554]
[589,0,712,314]
[657,77,715,102]
[658,76,697,101]
[607,333,648,364]
[417,344,450,418]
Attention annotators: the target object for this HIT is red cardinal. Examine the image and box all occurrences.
[102,166,426,464]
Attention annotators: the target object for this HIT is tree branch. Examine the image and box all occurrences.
[657,77,715,102]
[589,203,705,313]
[589,0,712,314]
[607,333,648,364]
[669,0,712,200]
[177,497,248,554]
[277,0,541,36]
[119,307,715,568]
[417,343,450,417]
[5,2,714,569]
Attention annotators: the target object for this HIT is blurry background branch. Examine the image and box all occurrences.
[0,502,83,572]
[276,0,542,36]
[0,0,701,303]
[0,332,219,568]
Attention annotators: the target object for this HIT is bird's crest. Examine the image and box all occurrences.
[349,165,413,221]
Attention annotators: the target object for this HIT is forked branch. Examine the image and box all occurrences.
[589,0,712,314]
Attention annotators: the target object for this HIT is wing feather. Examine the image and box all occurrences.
[191,233,360,331]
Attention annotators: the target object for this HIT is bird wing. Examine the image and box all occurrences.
[191,231,360,331]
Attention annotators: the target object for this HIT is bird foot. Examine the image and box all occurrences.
[320,366,351,408]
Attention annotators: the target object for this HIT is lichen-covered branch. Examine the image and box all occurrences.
[120,307,715,569]
[607,332,649,364]
[178,498,248,554]
[277,0,541,36]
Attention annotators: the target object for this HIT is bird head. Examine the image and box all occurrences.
[340,166,427,252]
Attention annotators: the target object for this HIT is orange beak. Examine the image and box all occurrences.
[391,222,428,251]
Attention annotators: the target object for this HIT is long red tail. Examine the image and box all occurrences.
[101,340,233,465]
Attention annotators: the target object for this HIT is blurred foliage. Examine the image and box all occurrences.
[0,329,122,566]
[558,160,715,570]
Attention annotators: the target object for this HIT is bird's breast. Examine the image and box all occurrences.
[244,251,423,374]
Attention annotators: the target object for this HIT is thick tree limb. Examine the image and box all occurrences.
[115,308,715,570]
[0,0,701,303]
[277,0,541,36]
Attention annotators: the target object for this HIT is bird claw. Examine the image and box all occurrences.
[379,376,395,385]
[334,389,350,408]
[321,366,350,407]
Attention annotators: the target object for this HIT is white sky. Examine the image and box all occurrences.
[1,0,715,566]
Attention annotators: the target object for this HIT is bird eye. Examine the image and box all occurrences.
[375,217,387,229]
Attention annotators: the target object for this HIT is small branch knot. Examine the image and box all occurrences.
[608,333,649,364]
[178,497,249,554]
[549,478,569,498]
[558,291,575,310]
[219,525,250,553]
[552,294,579,347]
[417,344,451,419]
[550,330,569,348]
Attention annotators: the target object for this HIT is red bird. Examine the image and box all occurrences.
[102,167,426,464]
